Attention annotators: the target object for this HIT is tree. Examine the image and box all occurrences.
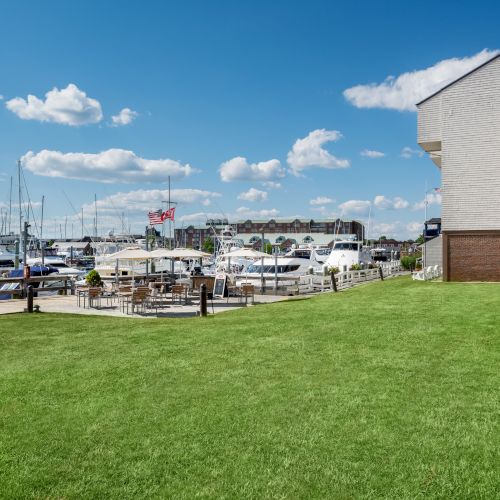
[264,243,273,254]
[415,234,425,245]
[202,237,214,254]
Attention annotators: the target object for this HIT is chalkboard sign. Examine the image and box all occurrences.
[213,272,227,298]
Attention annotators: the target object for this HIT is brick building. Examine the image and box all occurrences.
[417,53,500,281]
[175,218,364,249]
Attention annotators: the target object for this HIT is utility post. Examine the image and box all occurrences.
[22,221,30,270]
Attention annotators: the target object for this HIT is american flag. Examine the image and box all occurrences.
[148,209,163,225]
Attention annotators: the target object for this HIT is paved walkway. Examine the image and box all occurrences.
[0,293,291,318]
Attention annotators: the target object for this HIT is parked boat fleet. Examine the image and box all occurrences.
[1,225,399,297]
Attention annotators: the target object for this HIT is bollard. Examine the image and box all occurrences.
[70,278,76,296]
[27,285,34,313]
[378,266,384,281]
[330,272,338,292]
[200,283,208,317]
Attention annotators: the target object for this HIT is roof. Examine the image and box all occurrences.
[416,53,500,106]
[425,217,441,225]
[52,242,90,249]
[237,232,357,246]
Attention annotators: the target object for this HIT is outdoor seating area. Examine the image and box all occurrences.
[72,277,264,316]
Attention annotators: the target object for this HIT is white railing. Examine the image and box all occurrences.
[299,260,402,294]
[412,265,442,281]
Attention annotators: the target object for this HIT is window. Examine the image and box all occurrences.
[249,235,260,244]
[303,236,314,243]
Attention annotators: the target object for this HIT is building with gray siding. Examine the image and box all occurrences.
[417,54,500,281]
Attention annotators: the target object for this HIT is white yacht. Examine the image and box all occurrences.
[324,239,372,271]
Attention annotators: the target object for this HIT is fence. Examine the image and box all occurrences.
[236,261,403,295]
[0,276,75,298]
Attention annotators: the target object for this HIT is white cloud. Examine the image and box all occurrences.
[83,189,221,216]
[310,196,334,206]
[237,188,268,202]
[413,193,442,211]
[261,181,282,189]
[338,199,371,216]
[287,129,350,175]
[344,49,499,111]
[236,206,280,218]
[21,149,198,183]
[219,156,285,182]
[373,195,409,210]
[360,149,385,158]
[401,146,424,159]
[111,107,138,127]
[372,222,398,236]
[406,221,423,234]
[0,94,3,100]
[5,83,103,125]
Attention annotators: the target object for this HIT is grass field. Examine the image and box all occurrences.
[0,277,498,499]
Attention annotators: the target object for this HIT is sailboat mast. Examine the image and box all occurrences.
[17,160,23,242]
[8,175,12,234]
[41,195,45,264]
[94,193,98,238]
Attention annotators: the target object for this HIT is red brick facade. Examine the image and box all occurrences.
[443,231,500,281]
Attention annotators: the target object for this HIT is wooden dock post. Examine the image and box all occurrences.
[27,285,34,313]
[378,266,384,281]
[200,283,208,317]
[331,271,338,292]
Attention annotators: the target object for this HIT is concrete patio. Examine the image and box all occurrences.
[0,293,293,318]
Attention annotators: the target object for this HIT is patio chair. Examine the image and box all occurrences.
[171,284,188,305]
[87,287,102,308]
[226,284,242,303]
[124,288,150,315]
[241,284,255,305]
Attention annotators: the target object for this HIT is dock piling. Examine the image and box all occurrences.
[200,284,208,317]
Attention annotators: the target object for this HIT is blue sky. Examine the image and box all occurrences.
[1,1,498,239]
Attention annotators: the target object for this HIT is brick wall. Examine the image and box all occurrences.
[444,231,500,281]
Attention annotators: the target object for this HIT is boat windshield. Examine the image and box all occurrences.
[333,242,360,251]
[246,264,301,273]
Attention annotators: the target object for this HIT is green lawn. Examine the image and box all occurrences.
[0,277,498,499]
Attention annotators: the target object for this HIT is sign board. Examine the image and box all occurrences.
[213,272,227,298]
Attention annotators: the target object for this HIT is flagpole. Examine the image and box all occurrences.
[168,176,171,250]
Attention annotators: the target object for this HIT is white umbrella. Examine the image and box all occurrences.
[222,248,269,259]
[108,247,152,283]
[149,248,174,258]
[168,248,211,258]
[108,247,152,259]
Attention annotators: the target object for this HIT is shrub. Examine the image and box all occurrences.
[400,255,417,270]
[350,264,362,271]
[86,270,103,287]
[328,266,339,275]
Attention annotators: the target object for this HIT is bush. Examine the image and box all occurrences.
[86,270,103,287]
[400,255,417,270]
[327,266,339,275]
[350,264,362,271]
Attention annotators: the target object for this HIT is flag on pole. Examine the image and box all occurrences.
[434,187,441,193]
[148,209,163,225]
[162,207,176,221]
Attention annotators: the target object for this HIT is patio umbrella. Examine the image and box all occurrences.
[168,248,211,258]
[108,247,152,282]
